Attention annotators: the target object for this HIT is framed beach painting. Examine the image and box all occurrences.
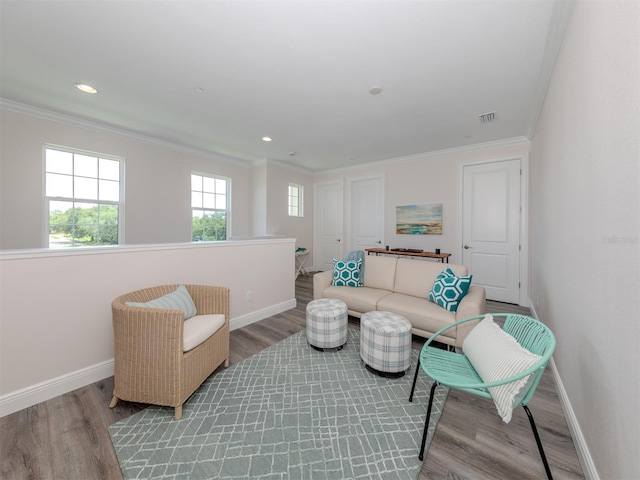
[396,204,442,235]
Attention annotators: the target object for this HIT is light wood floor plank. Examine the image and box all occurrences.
[0,272,585,479]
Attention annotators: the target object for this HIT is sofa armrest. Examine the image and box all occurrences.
[454,285,487,346]
[313,270,333,299]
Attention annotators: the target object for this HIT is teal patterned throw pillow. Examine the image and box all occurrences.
[125,284,197,319]
[428,268,472,312]
[332,258,363,287]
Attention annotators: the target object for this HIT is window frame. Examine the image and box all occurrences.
[288,183,304,217]
[191,172,231,242]
[43,144,124,249]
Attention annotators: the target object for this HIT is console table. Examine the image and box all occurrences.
[365,248,451,263]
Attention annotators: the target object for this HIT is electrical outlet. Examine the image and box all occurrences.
[246,291,253,302]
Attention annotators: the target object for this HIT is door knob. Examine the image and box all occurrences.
[464,245,471,249]
[377,240,382,244]
[337,238,341,242]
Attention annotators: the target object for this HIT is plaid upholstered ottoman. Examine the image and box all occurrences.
[360,311,412,378]
[306,298,348,351]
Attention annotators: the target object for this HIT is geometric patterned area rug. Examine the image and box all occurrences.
[109,329,448,480]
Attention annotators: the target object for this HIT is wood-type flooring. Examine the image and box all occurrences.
[0,273,585,480]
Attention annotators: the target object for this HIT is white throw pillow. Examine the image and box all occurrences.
[462,314,542,423]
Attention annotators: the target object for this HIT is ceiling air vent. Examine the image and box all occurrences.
[478,111,497,124]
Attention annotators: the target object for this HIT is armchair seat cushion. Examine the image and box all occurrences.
[183,314,226,352]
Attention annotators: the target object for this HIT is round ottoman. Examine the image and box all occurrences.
[360,311,412,378]
[306,298,348,351]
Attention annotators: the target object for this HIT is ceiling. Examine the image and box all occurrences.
[0,1,569,172]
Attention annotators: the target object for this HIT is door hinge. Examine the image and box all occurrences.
[519,282,521,288]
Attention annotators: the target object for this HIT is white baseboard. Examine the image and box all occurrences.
[230,298,297,331]
[548,358,599,480]
[1,298,297,418]
[529,301,599,480]
[0,359,114,418]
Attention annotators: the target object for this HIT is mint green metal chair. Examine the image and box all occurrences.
[409,314,556,480]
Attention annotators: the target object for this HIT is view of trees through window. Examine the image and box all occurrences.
[49,202,118,247]
[45,147,121,248]
[191,173,229,242]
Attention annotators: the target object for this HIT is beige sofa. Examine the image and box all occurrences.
[313,255,486,348]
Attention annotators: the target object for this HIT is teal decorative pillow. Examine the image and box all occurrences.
[126,284,197,319]
[332,258,363,287]
[428,268,472,312]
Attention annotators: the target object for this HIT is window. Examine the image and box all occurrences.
[288,183,303,217]
[45,146,122,248]
[191,173,229,242]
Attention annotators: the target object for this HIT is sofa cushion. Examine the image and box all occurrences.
[332,258,363,287]
[393,259,463,298]
[377,293,457,339]
[125,284,197,320]
[321,285,391,314]
[363,255,398,291]
[183,314,226,352]
[428,268,472,312]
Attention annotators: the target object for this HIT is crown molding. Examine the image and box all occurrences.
[0,98,252,168]
[313,136,531,177]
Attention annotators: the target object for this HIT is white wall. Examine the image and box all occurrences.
[314,140,530,265]
[0,106,252,249]
[0,239,296,416]
[249,162,267,236]
[529,1,639,478]
[266,161,314,250]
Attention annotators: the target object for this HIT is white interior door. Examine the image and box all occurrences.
[349,176,384,251]
[462,159,521,304]
[314,180,343,271]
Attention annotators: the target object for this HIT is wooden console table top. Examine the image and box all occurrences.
[365,248,451,263]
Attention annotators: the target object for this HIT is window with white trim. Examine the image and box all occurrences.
[191,173,229,241]
[45,146,122,248]
[288,183,303,217]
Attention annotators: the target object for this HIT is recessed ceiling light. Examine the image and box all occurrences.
[369,86,383,95]
[195,87,204,94]
[262,136,273,142]
[75,83,98,94]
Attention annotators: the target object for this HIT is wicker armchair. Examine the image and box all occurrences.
[109,284,230,420]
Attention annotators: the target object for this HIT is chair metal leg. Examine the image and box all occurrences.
[419,381,439,461]
[523,405,553,480]
[409,358,421,402]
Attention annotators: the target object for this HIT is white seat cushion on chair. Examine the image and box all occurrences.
[183,314,225,352]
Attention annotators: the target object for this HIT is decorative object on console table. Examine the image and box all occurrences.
[396,203,442,235]
[365,247,450,263]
